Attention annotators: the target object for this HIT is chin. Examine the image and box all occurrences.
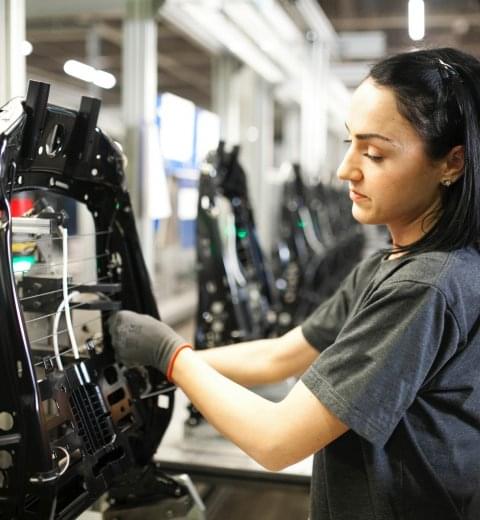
[352,205,382,225]
[351,205,370,224]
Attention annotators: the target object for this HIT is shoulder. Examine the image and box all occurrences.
[383,250,450,286]
[376,247,480,336]
[380,247,480,289]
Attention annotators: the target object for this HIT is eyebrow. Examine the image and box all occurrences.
[344,122,398,146]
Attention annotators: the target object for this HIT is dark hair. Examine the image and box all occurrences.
[368,47,480,254]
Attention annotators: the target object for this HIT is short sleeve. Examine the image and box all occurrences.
[301,281,461,446]
[301,260,365,352]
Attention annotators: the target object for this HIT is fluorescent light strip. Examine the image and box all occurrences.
[93,69,116,89]
[223,3,302,77]
[295,0,338,45]
[63,59,116,89]
[160,2,222,55]
[408,0,425,40]
[257,0,303,43]
[182,5,284,84]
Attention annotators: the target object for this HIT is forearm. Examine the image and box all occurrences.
[197,327,318,387]
[197,338,280,386]
[171,347,347,471]
[173,348,289,470]
[110,312,341,470]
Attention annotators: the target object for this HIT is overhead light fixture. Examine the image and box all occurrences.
[63,59,116,89]
[22,40,33,56]
[408,0,425,40]
[256,0,303,44]
[182,4,284,84]
[295,0,338,46]
[160,2,222,55]
[92,69,117,89]
[223,3,302,77]
[64,60,94,82]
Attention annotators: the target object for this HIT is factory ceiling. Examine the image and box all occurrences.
[319,0,480,57]
[26,14,213,109]
[24,1,480,110]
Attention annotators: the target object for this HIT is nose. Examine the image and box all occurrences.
[336,147,363,183]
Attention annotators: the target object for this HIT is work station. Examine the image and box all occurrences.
[0,1,479,519]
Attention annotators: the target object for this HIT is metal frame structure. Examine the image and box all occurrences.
[195,142,277,351]
[0,81,177,519]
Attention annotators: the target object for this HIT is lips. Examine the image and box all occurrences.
[349,188,368,202]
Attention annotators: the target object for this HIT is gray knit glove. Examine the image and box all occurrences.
[108,310,191,376]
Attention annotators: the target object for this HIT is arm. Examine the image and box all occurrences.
[109,312,347,471]
[197,326,319,387]
[172,347,349,471]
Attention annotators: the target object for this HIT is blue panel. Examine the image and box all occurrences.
[179,219,196,249]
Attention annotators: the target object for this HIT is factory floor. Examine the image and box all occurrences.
[200,484,309,520]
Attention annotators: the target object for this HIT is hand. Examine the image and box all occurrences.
[108,310,191,376]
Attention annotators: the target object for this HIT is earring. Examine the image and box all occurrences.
[441,179,452,187]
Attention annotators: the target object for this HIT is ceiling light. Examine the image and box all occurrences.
[93,69,116,89]
[160,2,222,55]
[63,59,116,89]
[223,3,302,77]
[295,0,337,46]
[256,0,302,44]
[22,40,33,56]
[64,60,95,82]
[182,4,284,84]
[408,0,425,40]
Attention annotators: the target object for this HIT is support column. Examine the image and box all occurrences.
[301,38,330,183]
[211,53,240,144]
[122,0,161,276]
[236,68,274,253]
[0,0,26,105]
[86,24,101,99]
[282,104,301,165]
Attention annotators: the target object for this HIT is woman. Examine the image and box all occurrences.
[109,48,480,520]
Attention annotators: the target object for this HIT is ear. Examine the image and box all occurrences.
[441,145,465,184]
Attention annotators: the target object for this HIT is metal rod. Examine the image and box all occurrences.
[47,229,112,241]
[12,217,53,235]
[33,335,104,368]
[20,276,110,302]
[29,315,102,345]
[25,301,94,324]
[14,252,110,276]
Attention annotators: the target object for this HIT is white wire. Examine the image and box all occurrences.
[53,445,70,477]
[299,206,325,256]
[29,445,71,482]
[52,291,80,371]
[60,226,80,360]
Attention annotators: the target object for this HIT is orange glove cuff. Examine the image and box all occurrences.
[166,344,193,382]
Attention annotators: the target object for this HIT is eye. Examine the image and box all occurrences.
[343,139,352,144]
[363,152,383,162]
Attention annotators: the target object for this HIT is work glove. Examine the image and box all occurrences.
[108,310,192,379]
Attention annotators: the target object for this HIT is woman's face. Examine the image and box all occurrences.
[337,78,444,246]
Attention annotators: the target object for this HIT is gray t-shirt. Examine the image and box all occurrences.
[301,247,480,520]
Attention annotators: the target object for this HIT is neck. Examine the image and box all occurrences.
[388,201,442,250]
